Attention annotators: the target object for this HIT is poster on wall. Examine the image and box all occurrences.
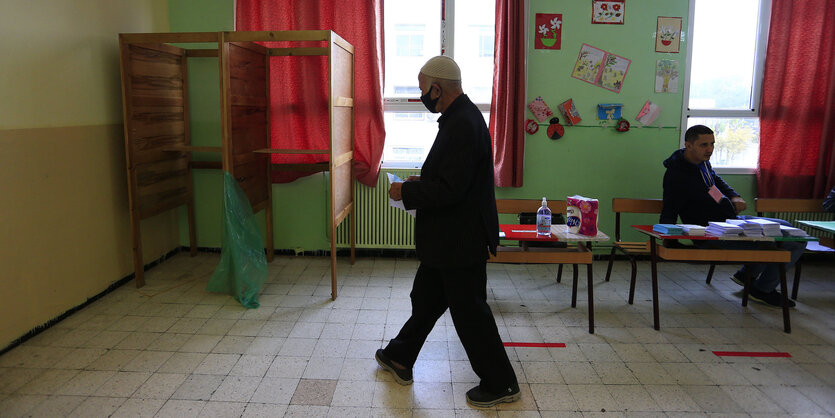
[535,13,563,50]
[655,16,682,53]
[592,0,625,24]
[571,44,631,93]
[655,60,679,93]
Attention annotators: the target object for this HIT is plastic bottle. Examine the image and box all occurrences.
[536,197,552,236]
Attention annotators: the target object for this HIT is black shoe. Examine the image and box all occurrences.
[730,273,745,287]
[749,288,796,308]
[375,349,413,385]
[465,383,521,408]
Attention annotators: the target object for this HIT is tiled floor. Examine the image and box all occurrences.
[1,253,834,417]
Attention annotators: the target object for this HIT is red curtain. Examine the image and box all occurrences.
[489,0,526,187]
[758,0,835,198]
[236,0,385,187]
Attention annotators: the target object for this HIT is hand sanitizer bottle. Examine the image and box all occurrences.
[536,197,552,236]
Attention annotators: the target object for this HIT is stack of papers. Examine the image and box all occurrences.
[706,221,744,237]
[743,218,782,237]
[677,224,706,236]
[653,224,683,235]
[780,225,809,237]
[725,219,763,237]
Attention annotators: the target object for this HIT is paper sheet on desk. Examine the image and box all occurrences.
[387,172,416,217]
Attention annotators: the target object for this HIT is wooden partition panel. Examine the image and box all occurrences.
[123,43,191,219]
[223,41,270,210]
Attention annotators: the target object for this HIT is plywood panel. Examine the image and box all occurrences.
[331,107,353,157]
[331,46,353,100]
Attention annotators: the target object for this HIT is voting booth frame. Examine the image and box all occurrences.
[119,31,356,300]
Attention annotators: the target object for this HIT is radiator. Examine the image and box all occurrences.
[336,169,420,249]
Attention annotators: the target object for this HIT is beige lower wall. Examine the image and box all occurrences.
[0,125,180,349]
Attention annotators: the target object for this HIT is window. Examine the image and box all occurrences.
[382,0,496,167]
[682,0,771,172]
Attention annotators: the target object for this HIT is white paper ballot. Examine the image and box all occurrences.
[387,172,416,217]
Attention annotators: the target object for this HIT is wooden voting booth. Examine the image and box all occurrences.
[119,31,356,299]
[119,32,221,288]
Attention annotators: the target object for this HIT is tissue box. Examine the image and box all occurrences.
[566,195,599,236]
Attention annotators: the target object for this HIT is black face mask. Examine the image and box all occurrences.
[420,85,440,113]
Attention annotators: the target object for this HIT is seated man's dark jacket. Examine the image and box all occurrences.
[660,149,740,225]
[401,94,499,268]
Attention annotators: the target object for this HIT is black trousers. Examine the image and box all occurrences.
[382,261,517,393]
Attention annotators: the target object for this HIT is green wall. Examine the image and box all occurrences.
[171,0,756,252]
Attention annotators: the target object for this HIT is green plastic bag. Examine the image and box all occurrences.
[206,172,268,308]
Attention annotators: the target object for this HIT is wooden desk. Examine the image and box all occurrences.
[797,220,835,249]
[632,225,819,333]
[489,224,609,333]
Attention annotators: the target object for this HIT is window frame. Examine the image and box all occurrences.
[382,0,493,168]
[680,0,772,174]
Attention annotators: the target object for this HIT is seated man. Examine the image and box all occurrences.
[660,125,805,307]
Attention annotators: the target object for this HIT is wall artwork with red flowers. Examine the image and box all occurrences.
[535,13,563,50]
[655,16,682,53]
[592,0,624,25]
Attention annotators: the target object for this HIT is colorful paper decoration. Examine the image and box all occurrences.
[655,60,679,93]
[547,117,565,140]
[655,17,682,53]
[535,13,563,50]
[558,99,582,125]
[636,101,661,125]
[571,44,631,93]
[528,96,554,122]
[525,119,539,134]
[597,103,623,120]
[616,118,631,132]
[592,0,625,24]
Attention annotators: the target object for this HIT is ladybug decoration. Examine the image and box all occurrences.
[616,118,630,132]
[546,117,565,140]
[524,119,539,135]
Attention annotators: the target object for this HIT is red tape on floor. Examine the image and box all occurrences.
[503,342,566,348]
[712,351,791,358]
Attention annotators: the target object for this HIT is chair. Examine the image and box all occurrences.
[604,198,664,304]
[495,199,572,282]
[754,198,833,299]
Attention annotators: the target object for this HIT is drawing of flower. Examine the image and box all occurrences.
[658,25,678,46]
[539,16,562,48]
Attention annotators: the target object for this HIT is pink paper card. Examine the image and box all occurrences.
[528,96,554,122]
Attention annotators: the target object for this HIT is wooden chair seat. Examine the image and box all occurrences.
[605,198,664,304]
[613,241,651,254]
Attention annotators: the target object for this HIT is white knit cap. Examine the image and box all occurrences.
[420,56,461,81]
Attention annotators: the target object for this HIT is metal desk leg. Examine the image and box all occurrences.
[571,264,579,308]
[741,269,751,307]
[779,263,791,333]
[587,261,595,334]
[650,236,660,330]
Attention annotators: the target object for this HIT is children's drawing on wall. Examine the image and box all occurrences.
[655,16,682,53]
[571,44,630,93]
[655,59,679,93]
[592,0,625,24]
[636,100,661,125]
[535,13,563,50]
[528,96,554,122]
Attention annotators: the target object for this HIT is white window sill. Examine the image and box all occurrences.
[713,167,757,175]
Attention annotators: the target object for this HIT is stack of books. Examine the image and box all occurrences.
[706,221,744,237]
[725,219,763,237]
[677,224,706,236]
[742,218,782,237]
[653,224,683,235]
[780,225,809,237]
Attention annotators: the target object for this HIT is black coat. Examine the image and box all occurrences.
[660,148,740,225]
[401,94,499,268]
